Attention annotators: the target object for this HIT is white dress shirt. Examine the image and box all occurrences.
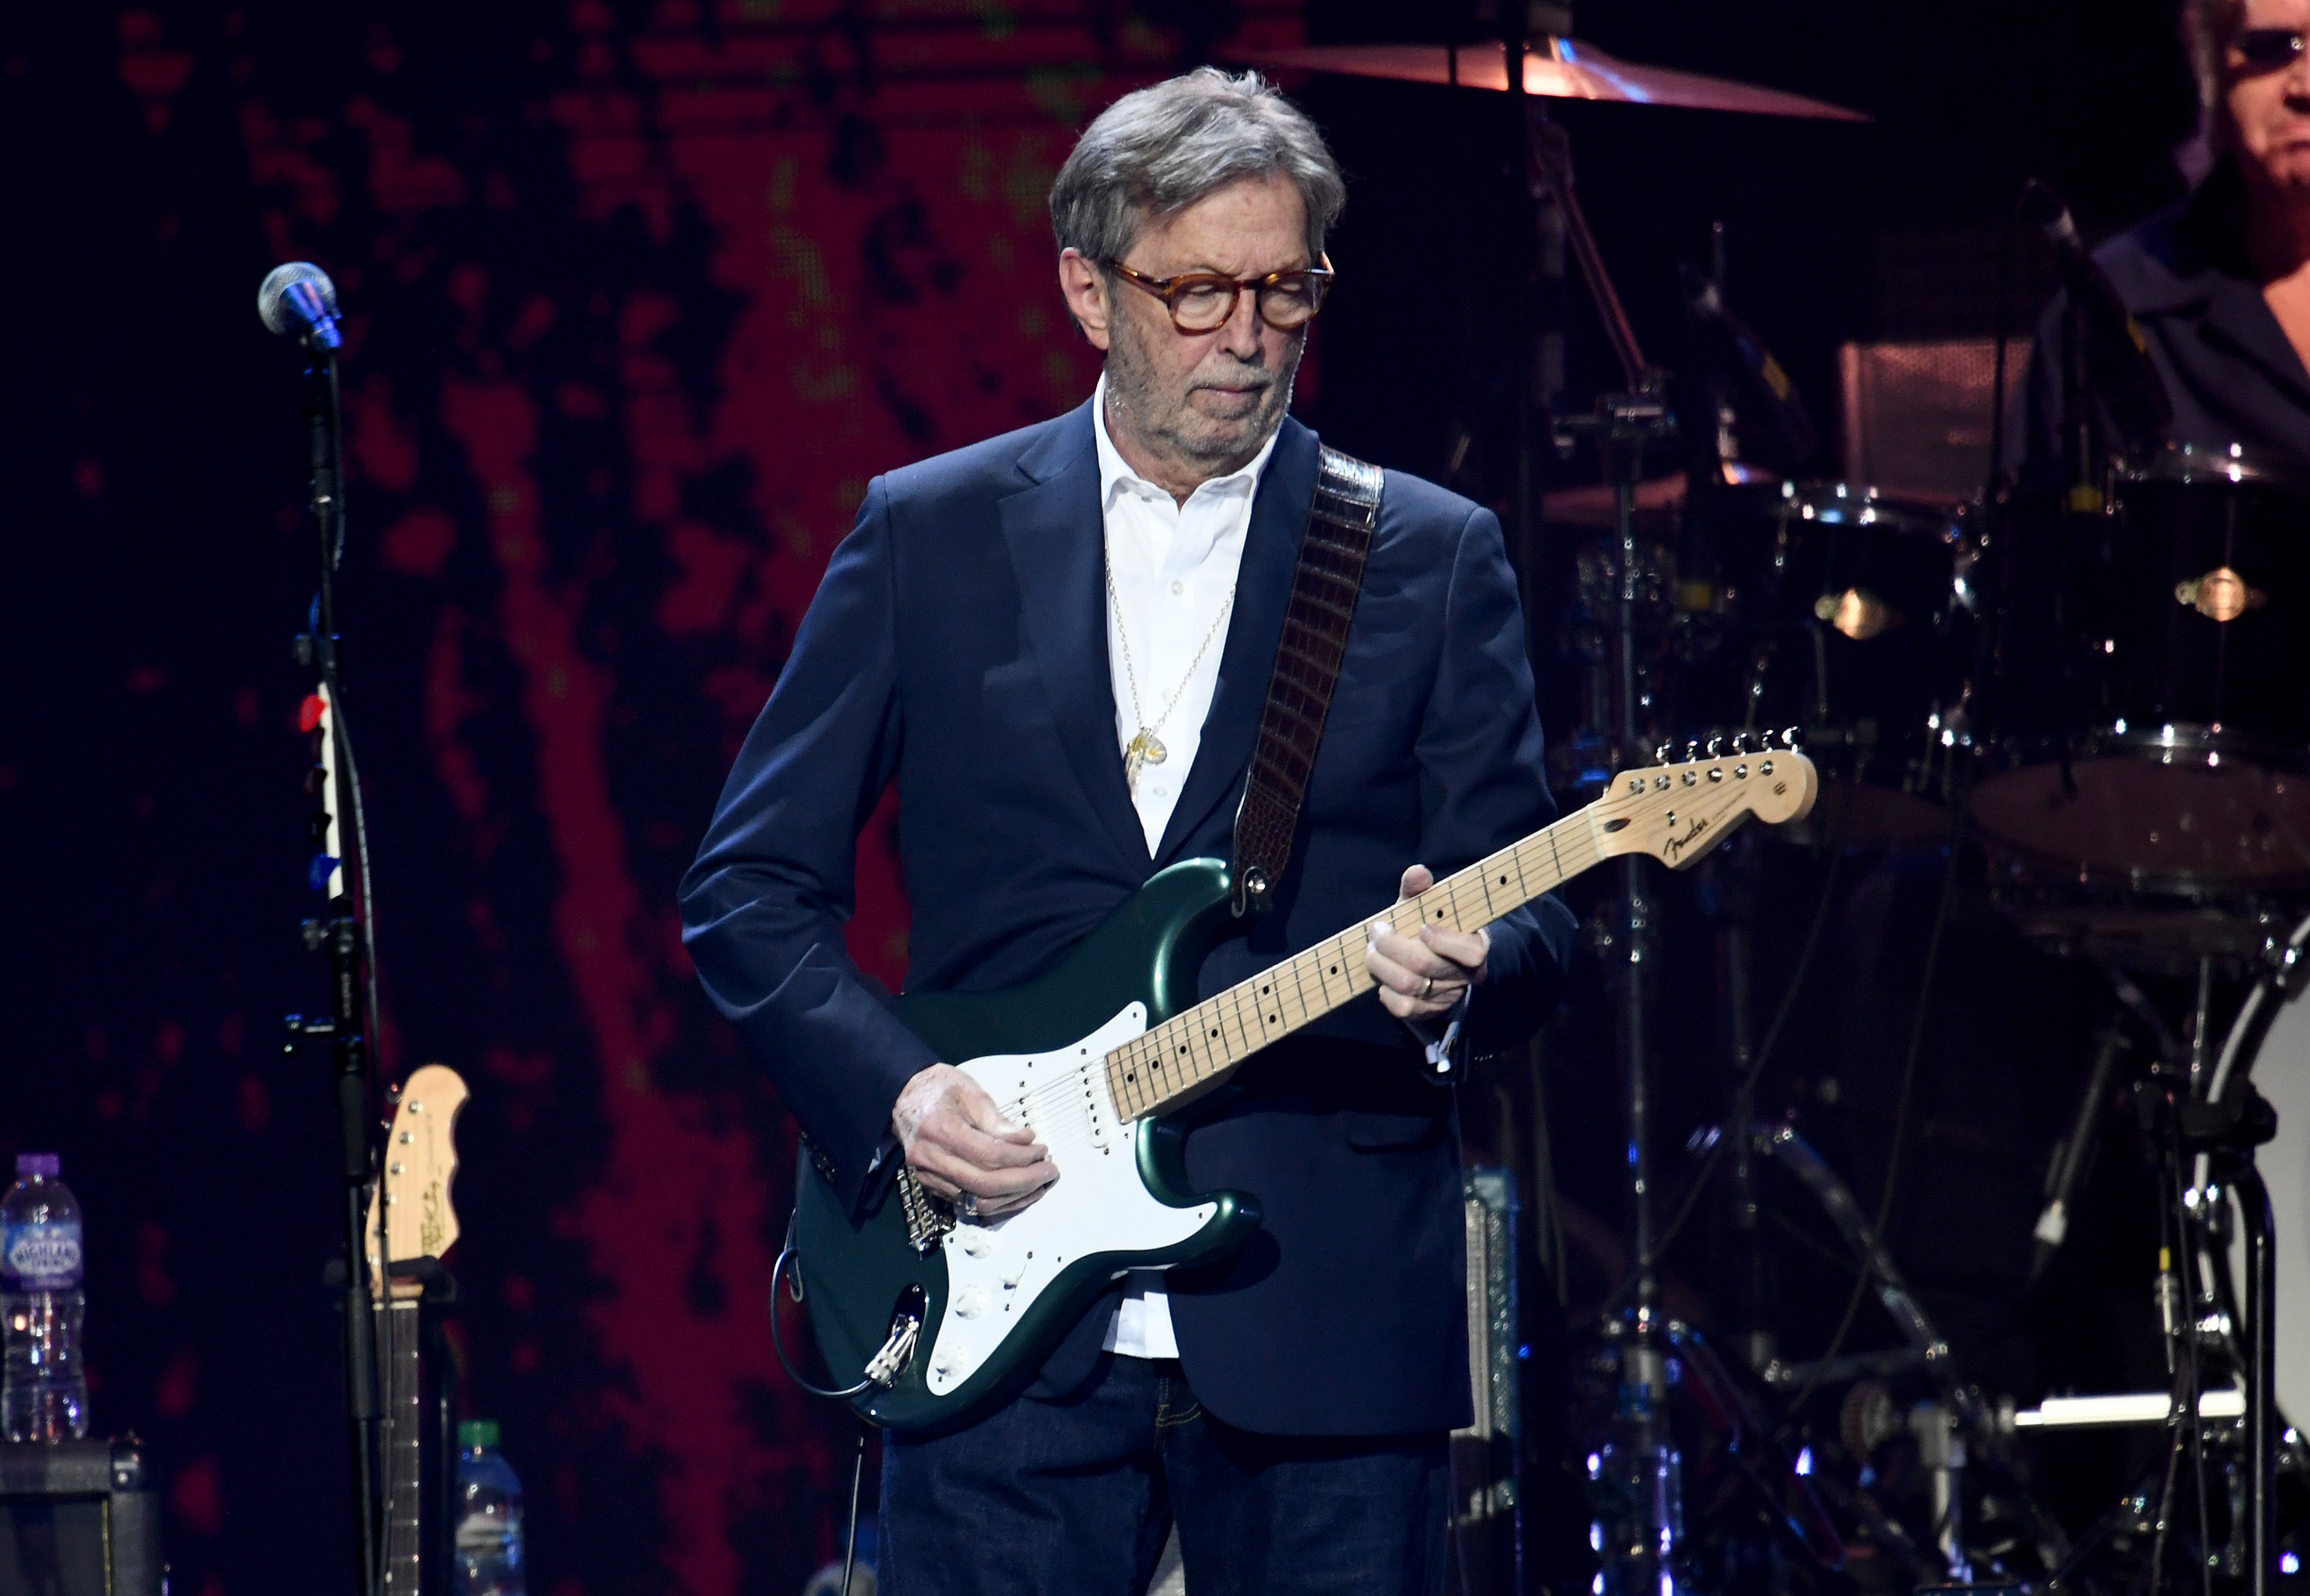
[1092,374,1277,1358]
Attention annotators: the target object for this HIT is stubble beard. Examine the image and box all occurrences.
[1103,308,1303,482]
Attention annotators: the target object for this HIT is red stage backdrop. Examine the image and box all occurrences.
[0,5,1288,1595]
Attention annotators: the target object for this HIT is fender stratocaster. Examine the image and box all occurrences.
[791,743,1817,1434]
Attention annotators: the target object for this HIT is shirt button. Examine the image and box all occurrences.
[1151,784,1168,797]
[1170,580,1184,596]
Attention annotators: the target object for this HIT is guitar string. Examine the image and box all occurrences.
[1003,758,1760,1119]
[951,765,1776,1187]
[1041,816,1604,1127]
[981,815,1607,1133]
[1117,823,1609,1119]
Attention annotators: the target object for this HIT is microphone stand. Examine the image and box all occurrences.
[277,347,386,1596]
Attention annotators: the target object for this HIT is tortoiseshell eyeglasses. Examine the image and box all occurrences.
[1102,259,1336,333]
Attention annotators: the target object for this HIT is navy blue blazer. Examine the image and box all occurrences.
[680,401,1577,1435]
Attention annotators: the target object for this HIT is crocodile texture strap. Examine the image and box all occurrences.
[1230,445,1384,915]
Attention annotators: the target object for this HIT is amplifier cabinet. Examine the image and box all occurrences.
[0,1440,163,1596]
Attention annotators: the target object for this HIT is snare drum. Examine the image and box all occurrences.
[1971,444,2310,889]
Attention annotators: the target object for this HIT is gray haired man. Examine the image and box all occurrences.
[682,67,1573,1593]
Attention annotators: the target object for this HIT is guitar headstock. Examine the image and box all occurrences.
[1592,731,1819,870]
[364,1063,469,1297]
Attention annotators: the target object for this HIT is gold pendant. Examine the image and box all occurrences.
[1124,729,1167,792]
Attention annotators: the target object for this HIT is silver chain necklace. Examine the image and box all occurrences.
[1106,553,1234,795]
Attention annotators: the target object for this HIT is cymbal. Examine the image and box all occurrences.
[1236,38,1868,123]
[1540,463,1780,526]
[1541,475,1687,526]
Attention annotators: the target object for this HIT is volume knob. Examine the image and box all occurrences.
[954,1284,989,1320]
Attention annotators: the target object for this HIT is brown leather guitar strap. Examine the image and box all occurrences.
[1230,445,1385,915]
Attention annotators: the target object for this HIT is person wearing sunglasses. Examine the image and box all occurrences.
[2025,0,2310,470]
[682,67,1575,1596]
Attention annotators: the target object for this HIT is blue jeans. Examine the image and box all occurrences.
[879,1354,1449,1596]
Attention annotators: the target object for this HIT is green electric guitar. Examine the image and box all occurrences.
[790,738,1818,1434]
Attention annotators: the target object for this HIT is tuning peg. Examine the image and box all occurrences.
[1653,741,1671,764]
[1780,726,1804,750]
[1684,740,1702,763]
[1730,730,1751,753]
[1706,733,1723,758]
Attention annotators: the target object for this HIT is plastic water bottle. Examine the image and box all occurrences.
[455,1420,524,1596]
[3,1152,88,1442]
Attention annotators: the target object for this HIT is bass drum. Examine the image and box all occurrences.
[2223,984,2310,1428]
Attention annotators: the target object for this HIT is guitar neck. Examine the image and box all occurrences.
[378,1292,424,1596]
[1105,803,1606,1119]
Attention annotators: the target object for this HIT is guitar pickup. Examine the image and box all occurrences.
[1080,1065,1109,1150]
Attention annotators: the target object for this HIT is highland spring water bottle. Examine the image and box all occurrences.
[3,1152,89,1441]
[455,1420,525,1596]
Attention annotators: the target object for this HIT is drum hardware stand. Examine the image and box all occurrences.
[1529,98,1689,1589]
[1748,1121,2073,1572]
[2128,1077,2282,1596]
[1695,835,1775,1372]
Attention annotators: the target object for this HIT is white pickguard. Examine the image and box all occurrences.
[925,1002,1217,1395]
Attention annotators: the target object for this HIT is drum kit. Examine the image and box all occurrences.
[1241,19,2307,1596]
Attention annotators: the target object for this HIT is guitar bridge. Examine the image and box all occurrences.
[896,1168,953,1254]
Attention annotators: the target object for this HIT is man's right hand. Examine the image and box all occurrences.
[892,1062,1058,1219]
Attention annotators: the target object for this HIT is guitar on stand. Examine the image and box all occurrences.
[365,1066,470,1596]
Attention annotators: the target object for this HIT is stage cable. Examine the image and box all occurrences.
[2169,1106,2214,1596]
[770,1213,877,1402]
[316,351,387,1092]
[840,1422,869,1596]
[2146,1137,2186,1596]
[1594,823,1848,1320]
[1786,808,1966,1419]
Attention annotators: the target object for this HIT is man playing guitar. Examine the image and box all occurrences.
[681,68,1576,1595]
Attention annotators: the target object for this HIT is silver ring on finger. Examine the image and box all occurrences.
[1421,974,1435,1000]
[957,1190,979,1220]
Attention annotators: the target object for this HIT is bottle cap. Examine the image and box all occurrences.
[14,1154,59,1179]
[459,1419,502,1451]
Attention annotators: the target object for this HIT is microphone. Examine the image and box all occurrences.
[257,262,343,351]
[2021,182,2171,451]
[2029,1021,2132,1286]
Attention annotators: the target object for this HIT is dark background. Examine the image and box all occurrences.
[0,2,2204,1594]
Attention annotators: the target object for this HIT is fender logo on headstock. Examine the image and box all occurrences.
[1661,815,1711,861]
